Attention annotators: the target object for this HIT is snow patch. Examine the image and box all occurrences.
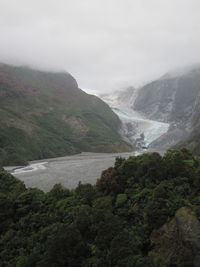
[100,89,169,149]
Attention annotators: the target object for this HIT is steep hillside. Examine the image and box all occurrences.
[133,67,200,151]
[175,92,200,154]
[0,64,131,165]
[177,126,200,154]
[134,67,200,124]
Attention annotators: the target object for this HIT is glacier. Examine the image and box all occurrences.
[100,90,169,150]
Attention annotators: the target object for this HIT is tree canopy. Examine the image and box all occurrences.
[0,149,200,266]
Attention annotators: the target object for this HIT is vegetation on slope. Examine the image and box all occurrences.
[178,126,200,155]
[0,63,131,166]
[0,149,200,266]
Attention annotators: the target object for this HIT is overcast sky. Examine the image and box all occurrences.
[0,0,200,93]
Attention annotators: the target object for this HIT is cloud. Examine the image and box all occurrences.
[0,0,200,92]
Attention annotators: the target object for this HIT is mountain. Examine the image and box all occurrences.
[174,90,200,154]
[100,87,169,150]
[100,86,138,108]
[177,125,200,155]
[0,63,131,165]
[133,66,200,151]
[134,66,200,124]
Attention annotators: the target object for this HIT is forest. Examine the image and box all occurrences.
[0,149,200,267]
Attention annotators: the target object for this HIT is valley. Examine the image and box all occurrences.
[101,65,200,154]
[107,104,169,150]
[1,1,200,266]
[4,64,200,192]
[9,89,171,192]
[1,64,200,267]
[6,152,135,191]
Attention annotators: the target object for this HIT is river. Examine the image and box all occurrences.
[8,152,135,192]
[7,105,169,192]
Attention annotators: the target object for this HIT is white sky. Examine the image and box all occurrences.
[0,0,200,93]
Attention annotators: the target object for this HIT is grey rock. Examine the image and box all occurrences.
[150,206,200,267]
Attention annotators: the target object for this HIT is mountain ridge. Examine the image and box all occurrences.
[0,63,131,165]
[131,66,200,152]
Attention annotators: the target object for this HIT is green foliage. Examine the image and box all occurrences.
[0,149,200,266]
[39,224,90,267]
[0,64,131,166]
[0,168,26,196]
[48,183,71,200]
[75,182,96,205]
[115,193,127,207]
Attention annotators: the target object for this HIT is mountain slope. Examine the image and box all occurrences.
[134,67,200,124]
[175,90,200,154]
[0,64,131,165]
[177,126,200,154]
[133,67,200,151]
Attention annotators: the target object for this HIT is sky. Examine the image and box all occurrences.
[0,0,200,93]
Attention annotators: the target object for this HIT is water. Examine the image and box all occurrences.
[8,105,169,192]
[9,152,135,192]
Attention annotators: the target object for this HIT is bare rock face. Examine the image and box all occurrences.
[150,207,200,267]
[134,78,177,122]
[133,67,200,151]
[134,68,200,126]
[190,93,200,128]
[149,125,188,150]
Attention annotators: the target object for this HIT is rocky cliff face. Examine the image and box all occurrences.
[134,78,177,122]
[190,92,200,128]
[134,68,200,126]
[133,67,200,151]
[150,206,200,267]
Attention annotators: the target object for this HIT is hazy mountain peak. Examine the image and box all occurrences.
[100,86,138,109]
[160,63,200,80]
[0,62,71,76]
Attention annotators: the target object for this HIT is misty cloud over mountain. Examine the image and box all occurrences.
[1,0,200,92]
